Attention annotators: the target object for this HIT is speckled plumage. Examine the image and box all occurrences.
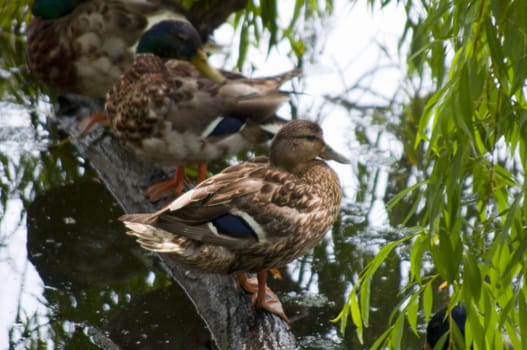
[106,53,301,166]
[121,119,347,278]
[26,0,180,97]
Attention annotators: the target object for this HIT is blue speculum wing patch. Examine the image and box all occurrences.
[212,214,257,239]
[208,116,246,136]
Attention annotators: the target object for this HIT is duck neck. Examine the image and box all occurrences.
[271,158,311,177]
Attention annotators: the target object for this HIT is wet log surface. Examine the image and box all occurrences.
[52,95,296,350]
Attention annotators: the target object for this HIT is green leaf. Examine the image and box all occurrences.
[463,254,482,304]
[406,294,420,335]
[359,277,371,328]
[422,282,433,323]
[386,180,427,210]
[236,19,250,70]
[390,313,405,349]
[369,326,392,350]
[350,289,364,343]
[409,231,427,282]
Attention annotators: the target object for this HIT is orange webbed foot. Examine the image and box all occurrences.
[237,271,289,323]
[144,165,188,202]
[252,291,289,323]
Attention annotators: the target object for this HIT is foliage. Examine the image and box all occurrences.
[0,1,39,104]
[231,0,333,69]
[336,0,527,348]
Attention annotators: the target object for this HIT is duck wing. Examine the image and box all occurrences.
[121,156,319,250]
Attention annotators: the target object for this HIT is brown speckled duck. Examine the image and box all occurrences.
[120,119,348,322]
[106,20,301,201]
[26,0,194,98]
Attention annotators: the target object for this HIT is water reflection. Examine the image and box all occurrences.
[108,285,213,350]
[27,180,144,289]
[24,180,212,349]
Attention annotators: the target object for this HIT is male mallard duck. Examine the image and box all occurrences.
[135,19,224,82]
[26,0,220,98]
[106,20,301,201]
[425,306,466,350]
[120,119,348,322]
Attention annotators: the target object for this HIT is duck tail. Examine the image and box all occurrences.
[122,219,186,253]
[120,212,158,225]
[243,67,302,90]
[268,67,302,87]
[238,91,291,114]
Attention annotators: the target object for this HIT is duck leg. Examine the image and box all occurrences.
[197,162,208,183]
[237,272,259,294]
[77,112,109,136]
[254,271,289,322]
[144,165,187,202]
[145,162,207,202]
[237,271,289,323]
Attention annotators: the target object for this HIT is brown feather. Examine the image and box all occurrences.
[26,0,154,97]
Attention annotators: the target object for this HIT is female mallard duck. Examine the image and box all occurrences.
[120,119,349,322]
[26,0,222,98]
[106,20,301,201]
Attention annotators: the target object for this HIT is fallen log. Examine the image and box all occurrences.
[52,94,296,350]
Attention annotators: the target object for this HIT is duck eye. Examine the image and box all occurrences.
[305,135,318,142]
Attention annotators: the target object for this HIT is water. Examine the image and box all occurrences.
[0,1,433,349]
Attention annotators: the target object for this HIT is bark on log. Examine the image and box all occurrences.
[52,95,296,350]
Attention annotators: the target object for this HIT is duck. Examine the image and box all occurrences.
[120,119,349,322]
[425,306,466,350]
[26,0,176,98]
[106,19,301,201]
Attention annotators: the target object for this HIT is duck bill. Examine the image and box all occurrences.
[320,144,350,164]
[191,50,226,83]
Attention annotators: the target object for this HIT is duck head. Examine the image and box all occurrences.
[137,19,225,83]
[270,119,349,174]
